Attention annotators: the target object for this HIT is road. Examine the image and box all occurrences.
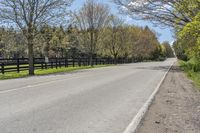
[0,58,175,133]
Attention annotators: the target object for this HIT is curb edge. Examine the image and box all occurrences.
[123,61,175,133]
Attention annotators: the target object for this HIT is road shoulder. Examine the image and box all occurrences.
[137,63,200,133]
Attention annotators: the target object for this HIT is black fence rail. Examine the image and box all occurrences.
[0,57,133,74]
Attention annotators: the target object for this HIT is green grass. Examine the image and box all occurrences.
[0,65,111,80]
[0,71,29,80]
[186,71,200,88]
[179,60,200,89]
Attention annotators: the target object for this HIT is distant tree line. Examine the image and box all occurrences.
[0,24,173,59]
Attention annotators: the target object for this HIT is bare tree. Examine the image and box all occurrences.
[104,15,124,64]
[0,0,73,75]
[73,0,110,66]
[113,0,199,27]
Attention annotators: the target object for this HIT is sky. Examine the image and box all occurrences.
[71,0,174,44]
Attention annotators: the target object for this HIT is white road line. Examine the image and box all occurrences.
[0,66,133,94]
[0,76,84,94]
[123,61,175,133]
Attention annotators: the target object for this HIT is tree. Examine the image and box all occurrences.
[173,40,188,61]
[0,27,27,58]
[73,0,110,66]
[50,26,69,58]
[66,25,81,58]
[0,0,73,75]
[103,15,125,64]
[176,12,200,60]
[161,41,174,58]
[113,0,200,27]
[117,25,131,59]
[132,26,159,60]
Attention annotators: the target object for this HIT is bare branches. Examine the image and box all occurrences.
[0,0,74,29]
[113,0,199,27]
[72,0,110,65]
[73,0,110,31]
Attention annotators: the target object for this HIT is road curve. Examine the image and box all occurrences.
[0,58,175,133]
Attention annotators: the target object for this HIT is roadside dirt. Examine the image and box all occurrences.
[137,63,200,133]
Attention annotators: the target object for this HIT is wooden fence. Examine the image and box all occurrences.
[0,57,133,74]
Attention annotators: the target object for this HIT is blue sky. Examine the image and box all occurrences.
[71,0,174,44]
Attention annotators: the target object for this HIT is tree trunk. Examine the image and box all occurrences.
[114,54,117,65]
[27,34,34,75]
[90,53,93,67]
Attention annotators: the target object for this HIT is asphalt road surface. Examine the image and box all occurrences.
[0,58,175,133]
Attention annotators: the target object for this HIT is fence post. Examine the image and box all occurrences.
[66,58,68,67]
[64,58,67,67]
[56,58,58,69]
[17,58,20,73]
[83,58,85,66]
[87,58,90,66]
[59,60,61,68]
[45,63,47,69]
[85,58,87,66]
[51,62,53,69]
[95,58,97,65]
[33,58,35,71]
[72,57,75,67]
[1,63,4,74]
[41,63,44,69]
[78,58,81,67]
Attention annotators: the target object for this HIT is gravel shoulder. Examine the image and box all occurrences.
[137,63,200,133]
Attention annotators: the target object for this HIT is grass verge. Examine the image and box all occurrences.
[179,60,200,89]
[186,71,200,88]
[0,65,111,80]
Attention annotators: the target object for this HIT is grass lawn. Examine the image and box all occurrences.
[179,60,200,89]
[0,65,111,80]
